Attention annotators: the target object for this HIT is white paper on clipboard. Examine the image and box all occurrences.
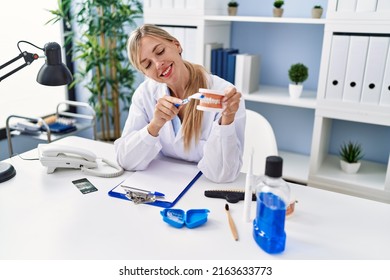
[111,156,200,202]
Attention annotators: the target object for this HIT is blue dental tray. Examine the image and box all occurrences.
[160,209,210,229]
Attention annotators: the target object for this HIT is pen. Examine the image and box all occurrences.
[225,203,239,241]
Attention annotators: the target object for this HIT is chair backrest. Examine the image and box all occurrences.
[241,109,278,176]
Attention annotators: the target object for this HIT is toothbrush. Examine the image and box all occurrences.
[243,148,254,222]
[175,93,204,107]
[225,204,239,241]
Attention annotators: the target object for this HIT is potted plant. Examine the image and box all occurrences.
[228,1,239,16]
[273,0,284,17]
[48,0,143,141]
[339,141,364,174]
[312,5,323,19]
[288,63,309,98]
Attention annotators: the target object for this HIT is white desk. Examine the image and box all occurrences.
[1,136,390,260]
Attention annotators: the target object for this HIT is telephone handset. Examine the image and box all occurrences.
[38,144,124,178]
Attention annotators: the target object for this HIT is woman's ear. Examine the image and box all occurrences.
[173,40,182,55]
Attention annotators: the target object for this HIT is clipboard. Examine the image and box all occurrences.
[108,157,203,208]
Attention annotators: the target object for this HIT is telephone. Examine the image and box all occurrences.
[38,144,124,178]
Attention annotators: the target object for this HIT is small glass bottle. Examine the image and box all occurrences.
[253,156,290,254]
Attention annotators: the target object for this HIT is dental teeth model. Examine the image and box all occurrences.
[196,88,225,112]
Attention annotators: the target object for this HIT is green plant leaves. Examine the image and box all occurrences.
[48,0,143,140]
[339,141,364,163]
[288,63,309,84]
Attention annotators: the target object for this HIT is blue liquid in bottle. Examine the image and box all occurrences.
[253,192,287,254]
[253,156,290,254]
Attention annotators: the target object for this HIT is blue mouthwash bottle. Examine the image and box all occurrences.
[253,156,290,254]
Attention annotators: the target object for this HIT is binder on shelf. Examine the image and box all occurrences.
[160,26,174,38]
[385,154,390,190]
[336,0,357,12]
[234,54,246,92]
[226,53,237,84]
[172,27,186,53]
[360,36,390,105]
[234,54,260,94]
[215,48,224,77]
[221,48,239,80]
[342,36,369,103]
[186,1,197,10]
[184,28,197,63]
[205,42,223,72]
[379,45,390,106]
[150,0,162,9]
[108,157,202,208]
[160,26,197,63]
[356,0,377,12]
[325,35,350,101]
[161,0,174,9]
[173,0,186,9]
[377,0,390,12]
[211,47,223,75]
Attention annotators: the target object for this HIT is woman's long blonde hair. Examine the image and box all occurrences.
[128,24,207,151]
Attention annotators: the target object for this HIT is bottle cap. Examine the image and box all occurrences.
[265,156,283,178]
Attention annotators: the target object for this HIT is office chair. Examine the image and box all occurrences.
[241,109,278,176]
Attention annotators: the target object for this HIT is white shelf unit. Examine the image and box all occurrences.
[309,1,390,203]
[144,0,390,202]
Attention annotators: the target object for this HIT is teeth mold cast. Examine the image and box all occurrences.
[197,88,225,112]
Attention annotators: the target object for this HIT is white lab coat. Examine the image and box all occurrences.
[114,74,246,183]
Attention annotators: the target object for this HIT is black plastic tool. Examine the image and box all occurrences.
[204,190,256,203]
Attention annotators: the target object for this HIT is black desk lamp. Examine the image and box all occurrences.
[0,40,73,183]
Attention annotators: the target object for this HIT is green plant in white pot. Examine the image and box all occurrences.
[288,63,308,98]
[273,1,284,17]
[339,141,364,174]
[312,5,323,19]
[228,1,239,16]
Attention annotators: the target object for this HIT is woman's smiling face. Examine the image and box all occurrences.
[139,35,184,85]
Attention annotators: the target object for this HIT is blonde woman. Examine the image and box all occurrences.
[114,24,245,183]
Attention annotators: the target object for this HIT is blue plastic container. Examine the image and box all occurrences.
[160,208,210,229]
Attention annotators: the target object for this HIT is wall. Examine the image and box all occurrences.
[0,0,67,161]
[0,0,67,128]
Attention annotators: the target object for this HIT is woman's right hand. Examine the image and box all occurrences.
[147,95,182,137]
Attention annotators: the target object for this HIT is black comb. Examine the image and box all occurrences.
[204,190,256,203]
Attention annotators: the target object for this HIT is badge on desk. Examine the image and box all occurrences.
[72,178,98,194]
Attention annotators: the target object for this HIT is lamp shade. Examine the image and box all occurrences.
[0,162,16,183]
[36,42,72,86]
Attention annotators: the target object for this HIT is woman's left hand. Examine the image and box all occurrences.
[220,86,241,125]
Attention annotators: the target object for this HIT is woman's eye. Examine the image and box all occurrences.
[144,62,151,69]
[157,49,165,55]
